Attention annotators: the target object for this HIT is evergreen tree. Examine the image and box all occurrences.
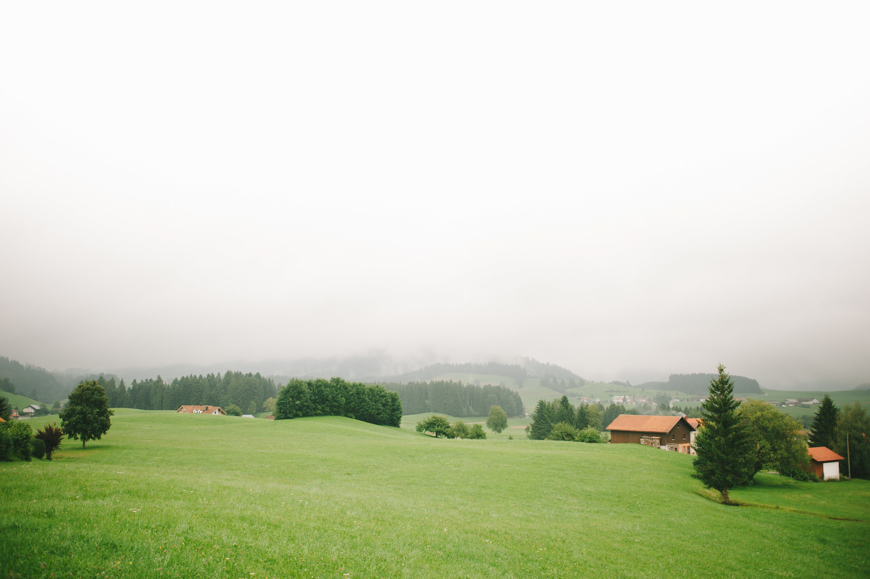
[835,403,870,479]
[809,394,839,449]
[575,403,589,430]
[586,404,602,432]
[555,395,575,426]
[0,396,11,422]
[529,400,555,440]
[693,365,754,502]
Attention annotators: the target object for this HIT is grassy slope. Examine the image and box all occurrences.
[0,389,43,411]
[2,412,868,578]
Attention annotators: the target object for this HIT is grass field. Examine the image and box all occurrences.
[0,389,44,412]
[2,411,869,578]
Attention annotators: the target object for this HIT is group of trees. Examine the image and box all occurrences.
[693,366,870,503]
[527,396,624,442]
[1,380,114,461]
[383,381,523,418]
[809,395,870,479]
[0,356,70,404]
[415,415,486,439]
[538,376,583,394]
[95,371,278,415]
[276,378,402,427]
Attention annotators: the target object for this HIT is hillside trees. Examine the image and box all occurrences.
[384,381,523,417]
[737,399,808,478]
[486,405,508,433]
[0,396,11,422]
[59,381,113,449]
[416,415,451,437]
[810,395,840,449]
[528,400,555,440]
[275,378,401,427]
[693,365,754,503]
[835,403,870,479]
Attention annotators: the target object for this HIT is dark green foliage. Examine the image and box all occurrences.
[642,372,762,395]
[275,378,401,427]
[575,404,589,430]
[5,421,33,461]
[448,421,471,439]
[30,438,46,459]
[0,377,14,394]
[809,395,840,450]
[0,356,69,403]
[116,371,278,413]
[555,396,575,425]
[548,422,579,441]
[0,424,11,461]
[380,362,532,385]
[576,427,602,443]
[835,403,870,479]
[0,396,11,422]
[486,405,508,433]
[383,380,523,417]
[738,399,809,478]
[59,381,113,449]
[224,404,242,416]
[416,415,451,438]
[468,424,486,439]
[35,423,64,460]
[782,467,821,483]
[528,400,555,440]
[693,365,754,502]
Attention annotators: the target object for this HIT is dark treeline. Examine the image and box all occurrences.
[0,356,70,403]
[528,395,637,440]
[97,372,278,414]
[640,373,762,395]
[538,376,584,394]
[523,358,584,381]
[276,378,401,427]
[382,363,530,385]
[381,381,524,417]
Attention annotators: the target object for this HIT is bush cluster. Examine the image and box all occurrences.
[416,416,486,439]
[275,378,402,427]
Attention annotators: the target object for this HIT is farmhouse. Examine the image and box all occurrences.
[807,446,844,480]
[607,414,697,453]
[176,405,227,415]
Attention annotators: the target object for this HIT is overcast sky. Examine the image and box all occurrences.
[1,3,869,389]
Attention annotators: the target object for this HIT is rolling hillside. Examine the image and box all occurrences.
[2,412,868,578]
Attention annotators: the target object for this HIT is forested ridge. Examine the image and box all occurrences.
[93,372,278,415]
[381,380,524,417]
[0,357,69,403]
[639,373,762,395]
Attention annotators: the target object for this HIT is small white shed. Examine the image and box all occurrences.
[807,447,844,480]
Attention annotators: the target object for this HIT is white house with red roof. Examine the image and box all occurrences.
[176,405,227,415]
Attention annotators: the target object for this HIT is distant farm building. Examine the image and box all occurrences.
[176,405,227,415]
[807,447,844,480]
[607,415,697,454]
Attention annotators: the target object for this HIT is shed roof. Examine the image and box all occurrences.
[808,446,844,463]
[176,405,226,415]
[606,414,696,433]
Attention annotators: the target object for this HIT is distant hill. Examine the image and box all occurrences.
[0,356,71,404]
[638,373,762,395]
[372,358,584,387]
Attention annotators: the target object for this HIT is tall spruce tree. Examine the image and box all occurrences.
[809,394,839,450]
[528,400,555,440]
[692,365,754,503]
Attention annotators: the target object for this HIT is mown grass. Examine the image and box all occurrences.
[2,410,868,578]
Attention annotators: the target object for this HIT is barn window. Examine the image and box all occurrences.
[683,433,686,440]
[672,434,675,440]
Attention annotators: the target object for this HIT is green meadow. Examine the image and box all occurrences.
[2,411,869,578]
[0,389,44,412]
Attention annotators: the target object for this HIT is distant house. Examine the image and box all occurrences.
[21,407,35,417]
[606,415,697,454]
[11,411,20,420]
[176,405,227,415]
[807,447,844,480]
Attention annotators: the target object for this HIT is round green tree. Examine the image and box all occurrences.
[486,405,508,433]
[416,415,451,438]
[59,380,113,449]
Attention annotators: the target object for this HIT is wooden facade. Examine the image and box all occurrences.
[607,415,696,447]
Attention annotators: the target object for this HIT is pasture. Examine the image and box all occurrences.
[2,411,868,578]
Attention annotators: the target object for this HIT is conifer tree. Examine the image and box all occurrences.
[809,394,839,450]
[693,365,754,503]
[529,400,555,440]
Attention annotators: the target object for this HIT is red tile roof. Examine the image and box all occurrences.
[808,446,844,463]
[606,414,696,433]
[176,405,226,415]
[687,418,702,429]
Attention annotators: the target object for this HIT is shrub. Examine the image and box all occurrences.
[7,421,33,461]
[30,438,46,459]
[548,422,579,441]
[782,468,820,483]
[576,427,602,443]
[224,404,242,416]
[468,424,486,439]
[35,423,64,460]
[0,424,12,461]
[449,421,471,439]
[416,415,451,438]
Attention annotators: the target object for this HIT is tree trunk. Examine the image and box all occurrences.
[82,439,86,449]
[722,487,729,503]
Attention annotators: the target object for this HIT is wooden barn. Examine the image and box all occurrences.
[606,415,697,453]
[807,446,844,480]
